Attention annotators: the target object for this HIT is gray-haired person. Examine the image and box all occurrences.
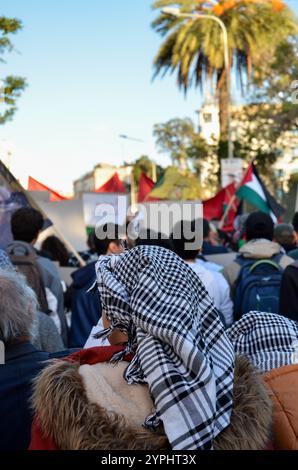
[0,252,64,354]
[0,269,71,450]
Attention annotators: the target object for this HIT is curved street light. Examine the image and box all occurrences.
[119,134,145,143]
[162,7,233,160]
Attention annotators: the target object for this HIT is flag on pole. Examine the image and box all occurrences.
[203,182,239,232]
[148,167,203,201]
[236,163,285,221]
[203,182,236,220]
[96,172,126,193]
[28,176,69,202]
[138,172,155,202]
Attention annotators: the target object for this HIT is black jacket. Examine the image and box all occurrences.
[69,262,102,348]
[0,342,72,450]
[280,261,298,323]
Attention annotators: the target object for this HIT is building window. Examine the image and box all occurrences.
[203,113,212,123]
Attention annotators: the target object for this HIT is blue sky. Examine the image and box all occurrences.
[0,0,298,194]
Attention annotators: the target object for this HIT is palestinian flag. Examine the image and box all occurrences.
[236,163,285,221]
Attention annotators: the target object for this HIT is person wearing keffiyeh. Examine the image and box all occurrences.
[94,245,235,451]
[34,244,298,450]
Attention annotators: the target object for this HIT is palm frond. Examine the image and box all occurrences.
[152,0,298,95]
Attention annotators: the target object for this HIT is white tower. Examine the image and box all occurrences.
[198,96,220,144]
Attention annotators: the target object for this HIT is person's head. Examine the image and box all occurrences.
[245,211,274,242]
[95,245,234,449]
[11,208,44,244]
[0,269,38,346]
[171,220,202,261]
[234,214,249,236]
[135,229,174,252]
[87,231,96,252]
[293,212,298,243]
[203,219,211,241]
[274,223,296,251]
[94,223,124,255]
[41,235,70,266]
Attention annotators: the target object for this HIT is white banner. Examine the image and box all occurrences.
[82,192,129,228]
[38,199,87,251]
[221,159,243,188]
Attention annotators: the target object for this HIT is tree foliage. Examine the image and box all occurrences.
[232,102,298,191]
[152,1,297,93]
[152,1,297,153]
[235,35,298,185]
[252,37,298,103]
[153,117,210,175]
[154,118,195,165]
[0,16,26,125]
[132,155,164,186]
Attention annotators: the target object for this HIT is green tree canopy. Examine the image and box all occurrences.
[252,37,298,104]
[0,16,26,125]
[153,117,210,175]
[131,155,164,186]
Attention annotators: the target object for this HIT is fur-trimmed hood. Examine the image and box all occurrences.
[31,355,272,450]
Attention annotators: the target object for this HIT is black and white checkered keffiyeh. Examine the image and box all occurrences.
[95,245,235,450]
[227,312,298,372]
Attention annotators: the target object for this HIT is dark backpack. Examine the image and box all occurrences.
[234,254,284,320]
[8,244,49,313]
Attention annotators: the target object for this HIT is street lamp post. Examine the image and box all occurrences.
[162,7,233,160]
[118,134,147,208]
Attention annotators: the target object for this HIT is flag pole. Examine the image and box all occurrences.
[218,193,238,230]
[0,160,86,267]
[151,162,157,183]
[130,170,137,208]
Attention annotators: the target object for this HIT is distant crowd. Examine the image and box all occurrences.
[1,207,298,450]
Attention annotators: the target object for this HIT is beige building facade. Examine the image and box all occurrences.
[73,163,132,196]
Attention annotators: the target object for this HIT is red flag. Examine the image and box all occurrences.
[138,172,155,202]
[222,183,239,232]
[203,182,238,231]
[28,176,69,202]
[96,172,126,193]
[203,187,226,221]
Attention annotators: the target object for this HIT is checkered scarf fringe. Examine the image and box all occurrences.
[227,311,298,372]
[95,245,235,450]
[0,250,13,270]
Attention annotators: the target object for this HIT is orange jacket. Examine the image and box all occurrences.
[264,364,298,450]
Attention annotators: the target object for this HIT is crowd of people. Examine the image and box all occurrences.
[1,206,298,450]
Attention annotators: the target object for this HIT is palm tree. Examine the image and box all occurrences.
[152,0,297,163]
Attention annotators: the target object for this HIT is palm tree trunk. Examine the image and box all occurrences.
[217,69,229,184]
[219,74,229,142]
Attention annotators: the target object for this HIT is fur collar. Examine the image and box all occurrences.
[31,356,272,450]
